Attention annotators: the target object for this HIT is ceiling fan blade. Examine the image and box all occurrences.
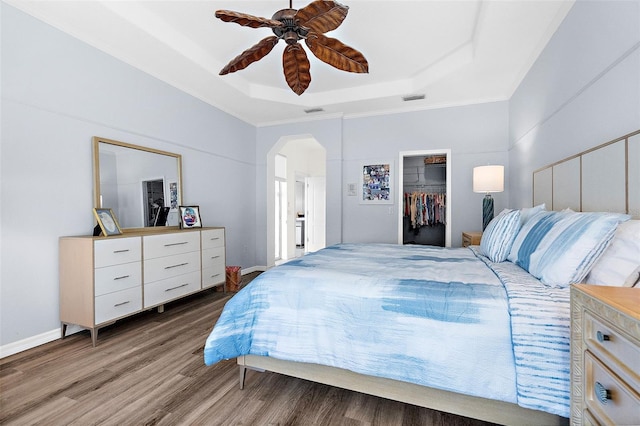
[215,10,283,29]
[283,44,311,95]
[295,0,348,34]
[220,36,280,75]
[305,33,368,73]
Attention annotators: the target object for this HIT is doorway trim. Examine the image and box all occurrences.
[397,149,452,247]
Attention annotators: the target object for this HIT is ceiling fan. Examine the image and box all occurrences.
[215,0,369,95]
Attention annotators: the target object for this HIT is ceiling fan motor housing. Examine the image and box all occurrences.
[272,9,309,44]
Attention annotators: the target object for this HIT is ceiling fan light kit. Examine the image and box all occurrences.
[215,0,369,95]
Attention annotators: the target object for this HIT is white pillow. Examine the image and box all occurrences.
[480,209,521,262]
[520,203,546,226]
[585,220,640,287]
[508,210,630,287]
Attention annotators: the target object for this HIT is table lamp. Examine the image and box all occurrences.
[473,165,504,230]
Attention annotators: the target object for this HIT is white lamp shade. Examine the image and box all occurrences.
[473,165,504,193]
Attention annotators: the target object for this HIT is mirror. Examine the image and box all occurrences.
[93,137,183,231]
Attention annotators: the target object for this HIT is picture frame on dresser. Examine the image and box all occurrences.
[179,205,202,229]
[92,208,122,236]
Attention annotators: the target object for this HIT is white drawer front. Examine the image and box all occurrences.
[144,251,200,284]
[202,266,225,289]
[201,247,225,269]
[584,351,640,426]
[143,232,200,259]
[94,237,141,268]
[95,287,142,324]
[585,311,640,385]
[201,228,225,250]
[95,262,141,296]
[143,270,201,307]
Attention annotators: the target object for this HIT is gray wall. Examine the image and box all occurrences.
[1,4,256,346]
[509,0,640,208]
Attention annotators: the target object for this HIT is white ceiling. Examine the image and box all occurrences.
[6,0,575,126]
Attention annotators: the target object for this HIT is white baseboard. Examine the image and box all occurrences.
[0,328,61,359]
[1,266,267,358]
[242,265,267,274]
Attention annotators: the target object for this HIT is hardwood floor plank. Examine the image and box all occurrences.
[1,277,497,426]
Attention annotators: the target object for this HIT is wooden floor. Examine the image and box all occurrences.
[1,273,496,426]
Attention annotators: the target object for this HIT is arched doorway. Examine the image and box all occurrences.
[266,136,327,266]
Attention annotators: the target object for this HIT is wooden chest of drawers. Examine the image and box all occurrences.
[60,227,226,346]
[570,285,640,425]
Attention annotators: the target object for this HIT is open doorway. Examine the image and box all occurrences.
[142,179,165,227]
[268,137,326,267]
[397,150,452,247]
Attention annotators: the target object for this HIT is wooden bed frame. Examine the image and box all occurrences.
[237,355,567,425]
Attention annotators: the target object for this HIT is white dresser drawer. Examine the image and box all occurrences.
[144,251,200,283]
[94,237,141,268]
[202,266,225,289]
[143,270,201,307]
[584,351,640,426]
[585,311,640,385]
[201,228,225,250]
[95,262,141,296]
[143,232,200,259]
[202,247,225,269]
[95,287,142,324]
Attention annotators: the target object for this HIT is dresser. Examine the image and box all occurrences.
[60,227,226,346]
[570,284,640,425]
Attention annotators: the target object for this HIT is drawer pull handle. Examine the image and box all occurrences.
[165,283,189,292]
[596,331,610,342]
[210,273,221,278]
[210,237,220,241]
[595,382,611,405]
[164,242,189,247]
[114,301,130,307]
[210,256,220,259]
[114,275,130,280]
[113,249,130,253]
[165,262,188,269]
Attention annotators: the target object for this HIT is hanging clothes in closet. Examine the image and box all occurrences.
[404,192,446,229]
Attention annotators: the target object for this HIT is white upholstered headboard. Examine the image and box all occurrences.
[533,129,640,219]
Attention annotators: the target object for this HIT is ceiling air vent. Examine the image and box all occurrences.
[402,94,425,102]
[304,107,325,114]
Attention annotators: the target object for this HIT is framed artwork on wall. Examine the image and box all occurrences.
[179,205,202,229]
[93,208,122,236]
[360,162,392,204]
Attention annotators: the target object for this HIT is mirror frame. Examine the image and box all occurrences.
[93,136,183,232]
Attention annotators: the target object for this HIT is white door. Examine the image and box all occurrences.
[305,176,326,253]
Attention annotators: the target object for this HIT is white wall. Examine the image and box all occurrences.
[509,0,640,208]
[0,4,257,347]
[342,102,510,246]
[255,119,344,267]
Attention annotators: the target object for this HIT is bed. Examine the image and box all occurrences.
[204,131,639,425]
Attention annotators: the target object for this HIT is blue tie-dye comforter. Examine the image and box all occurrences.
[204,243,570,417]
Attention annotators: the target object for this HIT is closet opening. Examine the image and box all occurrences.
[397,150,451,247]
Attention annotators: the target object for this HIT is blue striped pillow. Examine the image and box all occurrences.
[480,209,521,262]
[509,210,630,287]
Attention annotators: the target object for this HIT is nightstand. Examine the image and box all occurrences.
[462,231,482,247]
[570,285,640,426]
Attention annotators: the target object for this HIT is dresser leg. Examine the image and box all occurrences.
[61,323,67,339]
[90,328,98,347]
